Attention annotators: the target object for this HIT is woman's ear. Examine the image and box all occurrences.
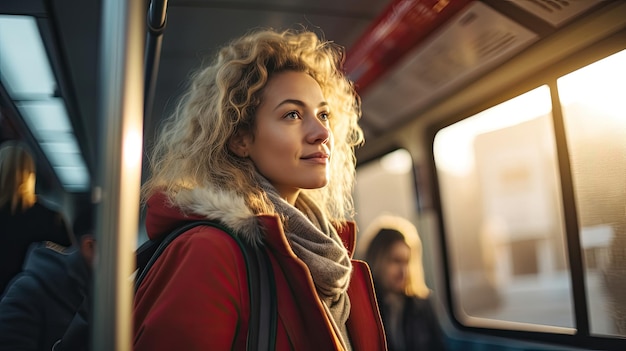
[228,130,251,157]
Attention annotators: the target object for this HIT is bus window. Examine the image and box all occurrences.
[434,85,575,333]
[558,48,626,337]
[433,48,626,338]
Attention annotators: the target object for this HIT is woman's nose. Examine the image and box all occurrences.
[306,117,330,144]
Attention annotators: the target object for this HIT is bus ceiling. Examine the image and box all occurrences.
[0,0,614,194]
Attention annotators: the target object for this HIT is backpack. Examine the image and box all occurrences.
[135,220,277,350]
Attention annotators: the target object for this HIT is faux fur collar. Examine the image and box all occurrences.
[145,185,264,245]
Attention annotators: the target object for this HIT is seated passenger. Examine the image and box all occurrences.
[363,214,448,351]
[0,141,72,296]
[0,206,95,351]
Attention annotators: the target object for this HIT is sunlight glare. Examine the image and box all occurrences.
[434,85,552,176]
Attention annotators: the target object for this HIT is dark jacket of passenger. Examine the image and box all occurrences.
[0,202,72,295]
[378,292,447,351]
[0,241,91,351]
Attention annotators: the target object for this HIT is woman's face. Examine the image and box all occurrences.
[244,71,332,204]
[379,241,411,294]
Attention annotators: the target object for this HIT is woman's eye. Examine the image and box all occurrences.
[285,111,300,120]
[319,112,330,121]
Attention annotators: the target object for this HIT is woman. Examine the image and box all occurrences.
[0,141,72,296]
[133,29,386,350]
[363,215,447,351]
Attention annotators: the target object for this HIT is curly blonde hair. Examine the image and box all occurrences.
[142,28,363,222]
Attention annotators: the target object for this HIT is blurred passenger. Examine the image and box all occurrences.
[134,28,386,350]
[0,206,95,351]
[363,215,447,351]
[0,141,72,295]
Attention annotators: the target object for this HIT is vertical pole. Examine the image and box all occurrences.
[92,0,144,350]
[144,0,168,123]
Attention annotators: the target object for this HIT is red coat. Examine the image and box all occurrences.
[134,193,387,350]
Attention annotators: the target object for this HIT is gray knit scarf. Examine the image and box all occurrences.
[256,174,353,349]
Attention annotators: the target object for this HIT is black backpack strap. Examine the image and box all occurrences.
[134,220,277,351]
[240,240,277,350]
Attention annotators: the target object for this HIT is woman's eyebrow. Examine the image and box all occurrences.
[273,99,329,111]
